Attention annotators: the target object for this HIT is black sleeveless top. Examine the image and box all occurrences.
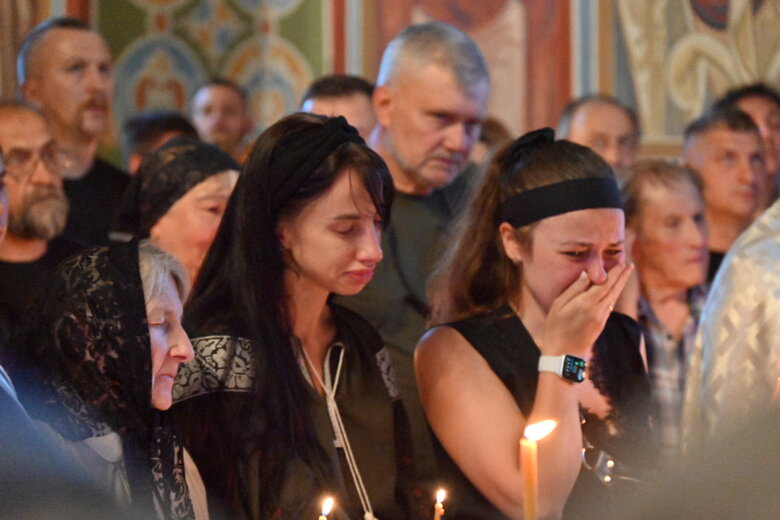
[431,305,656,519]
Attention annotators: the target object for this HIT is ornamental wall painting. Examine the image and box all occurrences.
[100,0,319,139]
[602,0,780,154]
[2,0,778,159]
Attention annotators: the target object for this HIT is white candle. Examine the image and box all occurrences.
[318,496,334,520]
[433,488,446,520]
[520,420,557,520]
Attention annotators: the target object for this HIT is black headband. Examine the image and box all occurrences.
[499,127,621,227]
[501,177,623,228]
[265,115,365,212]
[502,126,555,171]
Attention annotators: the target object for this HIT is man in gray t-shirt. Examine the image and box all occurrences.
[335,21,490,479]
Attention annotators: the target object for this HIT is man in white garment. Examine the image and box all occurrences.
[682,198,780,447]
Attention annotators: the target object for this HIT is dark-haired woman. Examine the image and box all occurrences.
[416,129,656,519]
[174,114,416,519]
[6,239,204,519]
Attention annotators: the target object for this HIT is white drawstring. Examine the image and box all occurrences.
[301,343,379,520]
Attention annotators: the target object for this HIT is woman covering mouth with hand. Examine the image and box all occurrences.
[416,128,656,520]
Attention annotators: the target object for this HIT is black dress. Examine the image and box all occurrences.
[430,305,656,520]
[174,304,420,520]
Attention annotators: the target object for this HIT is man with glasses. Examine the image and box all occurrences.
[0,101,81,350]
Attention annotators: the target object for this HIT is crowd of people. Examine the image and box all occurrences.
[0,14,778,520]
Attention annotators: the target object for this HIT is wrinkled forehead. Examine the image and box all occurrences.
[573,102,635,133]
[193,85,246,109]
[187,169,239,198]
[638,176,703,209]
[396,61,488,100]
[33,27,110,65]
[0,108,50,149]
[533,207,625,243]
[737,94,780,115]
[701,126,762,151]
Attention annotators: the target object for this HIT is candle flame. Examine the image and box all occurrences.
[322,497,334,516]
[523,419,557,441]
[436,489,446,504]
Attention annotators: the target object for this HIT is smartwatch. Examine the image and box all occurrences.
[538,355,587,383]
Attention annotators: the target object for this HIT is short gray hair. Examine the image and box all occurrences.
[376,21,489,94]
[17,17,92,86]
[138,239,189,305]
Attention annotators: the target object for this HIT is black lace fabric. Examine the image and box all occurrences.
[6,240,195,519]
[113,136,239,238]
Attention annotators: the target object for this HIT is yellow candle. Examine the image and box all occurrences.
[433,489,446,520]
[520,420,557,520]
[319,496,334,520]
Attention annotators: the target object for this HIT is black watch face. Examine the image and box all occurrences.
[562,356,587,382]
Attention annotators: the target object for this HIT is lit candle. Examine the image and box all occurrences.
[318,497,334,520]
[433,489,446,520]
[520,420,557,520]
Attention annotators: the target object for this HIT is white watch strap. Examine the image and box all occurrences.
[538,355,565,376]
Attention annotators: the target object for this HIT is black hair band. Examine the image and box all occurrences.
[269,115,365,211]
[500,177,623,228]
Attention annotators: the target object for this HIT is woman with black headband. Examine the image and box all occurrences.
[173,114,418,519]
[416,128,656,519]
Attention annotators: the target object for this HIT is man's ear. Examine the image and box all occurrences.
[20,80,42,108]
[242,113,254,139]
[372,85,393,128]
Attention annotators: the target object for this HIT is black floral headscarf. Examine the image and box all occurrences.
[114,136,240,238]
[8,240,194,519]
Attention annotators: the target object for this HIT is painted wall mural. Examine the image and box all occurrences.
[102,0,317,138]
[2,0,777,156]
[374,0,571,136]
[610,0,780,150]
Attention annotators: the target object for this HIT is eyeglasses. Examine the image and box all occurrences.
[4,142,74,182]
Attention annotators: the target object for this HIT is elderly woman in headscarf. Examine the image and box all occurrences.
[113,136,240,285]
[5,239,205,519]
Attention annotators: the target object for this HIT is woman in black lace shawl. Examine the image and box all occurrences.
[6,239,199,519]
[175,114,420,519]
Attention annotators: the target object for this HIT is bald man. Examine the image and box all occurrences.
[18,17,128,247]
[558,94,640,174]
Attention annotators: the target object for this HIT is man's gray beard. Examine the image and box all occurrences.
[8,189,69,241]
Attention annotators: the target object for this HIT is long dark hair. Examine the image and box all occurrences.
[183,113,393,515]
[428,136,614,324]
